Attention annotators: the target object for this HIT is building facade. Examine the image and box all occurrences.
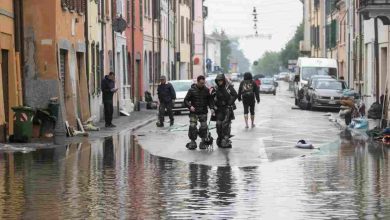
[23,0,89,130]
[86,0,103,122]
[160,0,175,80]
[0,0,23,140]
[301,0,390,124]
[192,0,206,78]
[114,0,131,114]
[143,0,160,94]
[205,35,221,74]
[175,0,191,80]
[126,0,144,105]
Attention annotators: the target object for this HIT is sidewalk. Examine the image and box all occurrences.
[0,110,157,149]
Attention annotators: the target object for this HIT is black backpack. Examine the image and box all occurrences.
[242,81,254,98]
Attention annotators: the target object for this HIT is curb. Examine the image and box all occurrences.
[131,117,157,132]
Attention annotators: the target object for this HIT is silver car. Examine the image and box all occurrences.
[308,79,347,109]
[260,78,276,95]
[170,80,194,114]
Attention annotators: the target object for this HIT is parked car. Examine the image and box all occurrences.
[277,72,289,81]
[305,79,348,110]
[169,80,194,114]
[260,78,276,95]
[231,73,240,82]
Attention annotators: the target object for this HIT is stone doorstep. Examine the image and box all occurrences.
[0,111,157,149]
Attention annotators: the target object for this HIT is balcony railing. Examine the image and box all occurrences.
[360,0,390,7]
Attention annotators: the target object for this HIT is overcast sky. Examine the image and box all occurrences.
[205,0,303,62]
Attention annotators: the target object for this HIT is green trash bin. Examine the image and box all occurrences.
[11,106,35,143]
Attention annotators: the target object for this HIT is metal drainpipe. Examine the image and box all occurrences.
[111,0,118,114]
[152,0,155,96]
[84,0,90,108]
[168,0,170,80]
[132,0,135,102]
[374,17,380,102]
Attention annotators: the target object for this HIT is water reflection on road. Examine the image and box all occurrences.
[0,131,389,219]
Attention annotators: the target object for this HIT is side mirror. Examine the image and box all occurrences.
[294,75,300,82]
[274,82,279,87]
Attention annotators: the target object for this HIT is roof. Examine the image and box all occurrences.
[297,58,338,68]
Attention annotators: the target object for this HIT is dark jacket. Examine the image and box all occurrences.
[157,82,176,104]
[184,84,214,115]
[238,74,260,104]
[213,74,238,108]
[101,75,115,102]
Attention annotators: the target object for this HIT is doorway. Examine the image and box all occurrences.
[1,50,9,127]
[380,47,388,94]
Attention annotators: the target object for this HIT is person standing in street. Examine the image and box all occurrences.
[157,75,176,127]
[211,74,238,148]
[238,72,260,128]
[184,75,214,150]
[101,72,118,128]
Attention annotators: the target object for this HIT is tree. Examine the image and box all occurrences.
[253,51,281,76]
[252,23,303,73]
[280,23,304,67]
[230,40,250,73]
[220,30,231,73]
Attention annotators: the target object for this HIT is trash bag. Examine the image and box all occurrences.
[367,102,383,119]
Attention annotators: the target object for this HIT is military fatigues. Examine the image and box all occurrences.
[212,74,238,148]
[157,82,176,126]
[184,84,214,149]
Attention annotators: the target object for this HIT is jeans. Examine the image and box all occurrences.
[103,101,114,125]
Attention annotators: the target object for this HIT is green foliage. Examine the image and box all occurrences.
[230,40,250,73]
[220,31,231,72]
[252,51,281,76]
[253,23,303,73]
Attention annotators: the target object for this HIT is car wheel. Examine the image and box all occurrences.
[273,91,276,96]
[295,98,298,106]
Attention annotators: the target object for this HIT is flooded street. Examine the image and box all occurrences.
[0,130,389,219]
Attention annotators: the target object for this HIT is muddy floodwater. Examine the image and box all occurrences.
[0,131,389,219]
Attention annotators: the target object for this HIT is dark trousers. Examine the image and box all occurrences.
[159,102,174,123]
[216,108,232,140]
[104,101,114,125]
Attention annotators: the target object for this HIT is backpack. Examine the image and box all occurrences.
[242,81,254,98]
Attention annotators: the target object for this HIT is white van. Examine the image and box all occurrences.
[294,57,338,106]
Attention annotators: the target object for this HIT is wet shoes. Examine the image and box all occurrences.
[186,141,197,150]
[156,121,164,127]
[105,124,117,128]
[199,141,207,150]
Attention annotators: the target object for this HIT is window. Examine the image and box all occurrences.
[96,44,101,92]
[181,16,184,43]
[126,0,131,24]
[149,52,153,83]
[91,42,96,93]
[140,0,143,26]
[186,18,189,44]
[145,0,148,17]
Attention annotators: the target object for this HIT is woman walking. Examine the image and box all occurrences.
[238,72,260,128]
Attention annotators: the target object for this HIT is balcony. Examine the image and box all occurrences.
[360,0,390,24]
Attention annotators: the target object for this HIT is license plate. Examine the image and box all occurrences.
[329,101,336,105]
[174,104,182,108]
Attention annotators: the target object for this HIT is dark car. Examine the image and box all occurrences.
[305,79,348,109]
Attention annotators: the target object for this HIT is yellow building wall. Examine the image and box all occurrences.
[0,0,23,137]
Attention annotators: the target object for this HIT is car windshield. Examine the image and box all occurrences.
[315,81,345,90]
[302,67,337,81]
[170,81,193,92]
[262,79,273,85]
